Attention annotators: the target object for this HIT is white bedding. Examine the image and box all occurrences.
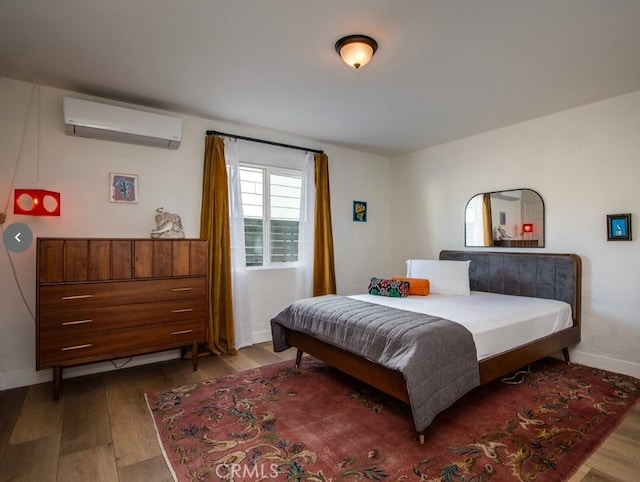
[349,291,573,361]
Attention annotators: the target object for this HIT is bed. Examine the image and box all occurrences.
[271,250,581,442]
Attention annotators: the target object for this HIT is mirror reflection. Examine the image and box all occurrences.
[465,189,544,247]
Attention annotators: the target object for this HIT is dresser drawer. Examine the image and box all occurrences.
[39,298,207,338]
[38,319,207,368]
[39,277,206,311]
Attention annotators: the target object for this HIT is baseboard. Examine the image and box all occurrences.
[252,329,273,344]
[0,350,181,392]
[569,349,640,379]
[3,344,636,393]
[0,332,273,392]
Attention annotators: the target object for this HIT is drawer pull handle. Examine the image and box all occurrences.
[171,329,193,335]
[62,319,93,326]
[61,294,93,300]
[170,287,193,292]
[62,343,92,351]
[171,308,194,313]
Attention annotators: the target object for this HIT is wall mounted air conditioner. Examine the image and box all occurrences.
[63,97,182,149]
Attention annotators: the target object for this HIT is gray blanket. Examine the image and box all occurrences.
[271,295,480,432]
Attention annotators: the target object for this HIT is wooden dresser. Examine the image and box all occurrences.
[36,238,208,399]
[493,239,539,247]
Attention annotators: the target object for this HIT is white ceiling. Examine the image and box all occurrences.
[1,0,639,157]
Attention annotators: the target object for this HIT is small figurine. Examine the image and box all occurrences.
[494,225,512,240]
[150,207,185,239]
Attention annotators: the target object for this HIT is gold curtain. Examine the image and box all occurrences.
[313,153,337,295]
[482,193,493,247]
[200,135,237,355]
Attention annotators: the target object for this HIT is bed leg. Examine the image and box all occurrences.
[562,347,571,365]
[295,349,303,369]
[418,432,425,445]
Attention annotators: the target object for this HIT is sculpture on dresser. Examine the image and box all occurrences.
[150,207,185,238]
[494,225,512,241]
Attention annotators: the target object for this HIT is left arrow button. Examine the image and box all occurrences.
[3,223,33,253]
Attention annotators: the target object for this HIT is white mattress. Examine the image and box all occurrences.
[349,291,573,361]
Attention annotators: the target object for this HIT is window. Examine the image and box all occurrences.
[239,165,302,267]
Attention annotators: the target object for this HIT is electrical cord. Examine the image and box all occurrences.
[0,224,36,322]
[2,78,37,216]
[110,358,133,369]
[1,79,38,323]
[500,365,531,385]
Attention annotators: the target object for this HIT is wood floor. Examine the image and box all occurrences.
[0,342,638,481]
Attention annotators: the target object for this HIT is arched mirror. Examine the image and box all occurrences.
[465,189,544,247]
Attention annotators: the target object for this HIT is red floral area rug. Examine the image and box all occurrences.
[145,357,639,481]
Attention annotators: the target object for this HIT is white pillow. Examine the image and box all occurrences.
[405,259,471,296]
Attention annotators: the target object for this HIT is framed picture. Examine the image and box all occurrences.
[607,213,632,241]
[499,211,506,225]
[110,173,138,203]
[353,201,367,222]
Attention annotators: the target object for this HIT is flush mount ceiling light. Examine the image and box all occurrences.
[335,34,378,70]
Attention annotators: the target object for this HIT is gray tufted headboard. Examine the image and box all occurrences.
[439,250,582,325]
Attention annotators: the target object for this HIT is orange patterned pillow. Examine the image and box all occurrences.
[392,277,430,296]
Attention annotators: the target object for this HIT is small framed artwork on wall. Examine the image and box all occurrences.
[110,173,138,203]
[606,213,632,241]
[353,201,367,222]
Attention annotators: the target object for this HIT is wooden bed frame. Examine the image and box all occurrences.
[283,251,582,442]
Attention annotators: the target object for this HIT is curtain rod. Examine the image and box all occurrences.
[205,130,324,154]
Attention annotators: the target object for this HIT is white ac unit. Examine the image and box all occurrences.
[63,97,182,149]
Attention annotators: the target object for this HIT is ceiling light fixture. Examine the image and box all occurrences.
[335,34,378,70]
[11,78,61,217]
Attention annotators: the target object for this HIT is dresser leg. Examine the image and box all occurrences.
[192,341,198,371]
[53,366,62,401]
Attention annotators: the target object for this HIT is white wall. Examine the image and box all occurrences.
[390,90,640,378]
[4,74,636,389]
[0,77,392,390]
